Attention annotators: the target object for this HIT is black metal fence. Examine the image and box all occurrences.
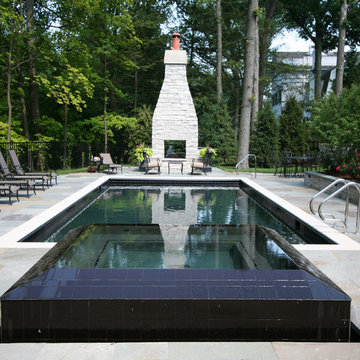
[0,141,123,171]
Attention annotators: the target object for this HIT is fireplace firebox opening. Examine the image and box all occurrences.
[164,140,186,159]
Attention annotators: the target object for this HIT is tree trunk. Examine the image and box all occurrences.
[237,0,258,167]
[216,0,223,104]
[251,17,259,130]
[7,36,13,143]
[104,54,108,154]
[17,64,30,139]
[26,0,41,131]
[314,36,322,100]
[17,0,30,140]
[63,103,68,169]
[259,0,279,109]
[134,67,138,110]
[233,69,240,142]
[335,0,348,96]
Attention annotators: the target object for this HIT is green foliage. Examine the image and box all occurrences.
[199,101,237,165]
[37,64,94,112]
[279,95,308,155]
[343,51,360,90]
[200,146,217,159]
[37,116,63,141]
[0,122,27,142]
[125,105,153,164]
[310,84,360,170]
[134,144,153,162]
[334,152,360,179]
[71,113,137,144]
[250,102,279,168]
[310,85,360,146]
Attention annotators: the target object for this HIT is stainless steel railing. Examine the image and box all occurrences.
[310,179,360,234]
[235,154,257,178]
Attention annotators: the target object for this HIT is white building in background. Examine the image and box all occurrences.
[271,51,338,117]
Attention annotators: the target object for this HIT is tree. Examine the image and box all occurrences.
[199,101,237,165]
[128,1,169,110]
[0,0,27,143]
[343,50,360,89]
[237,0,259,166]
[125,105,153,163]
[335,0,348,96]
[281,0,340,100]
[38,64,94,168]
[250,101,279,167]
[310,84,360,148]
[216,0,223,104]
[310,84,360,170]
[26,0,41,130]
[279,95,307,155]
[258,0,280,109]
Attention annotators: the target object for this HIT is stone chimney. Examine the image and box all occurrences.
[151,33,199,171]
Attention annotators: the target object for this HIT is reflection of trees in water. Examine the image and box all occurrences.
[52,186,305,248]
[194,189,246,225]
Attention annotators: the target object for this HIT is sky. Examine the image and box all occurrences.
[270,29,313,52]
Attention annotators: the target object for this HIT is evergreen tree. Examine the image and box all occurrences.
[199,101,237,165]
[250,102,279,167]
[279,95,307,155]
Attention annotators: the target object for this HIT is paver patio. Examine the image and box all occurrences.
[0,167,359,359]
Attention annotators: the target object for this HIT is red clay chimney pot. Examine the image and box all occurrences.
[172,33,181,50]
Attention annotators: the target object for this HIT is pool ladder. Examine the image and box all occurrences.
[235,154,257,178]
[309,179,360,234]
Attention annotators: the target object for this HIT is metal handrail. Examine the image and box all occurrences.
[318,182,360,234]
[235,154,257,178]
[309,178,348,215]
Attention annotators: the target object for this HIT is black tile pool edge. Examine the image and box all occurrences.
[1,226,351,342]
[0,268,351,342]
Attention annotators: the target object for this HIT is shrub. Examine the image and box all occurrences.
[310,84,360,172]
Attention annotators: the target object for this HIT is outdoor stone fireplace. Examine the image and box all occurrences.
[152,33,199,171]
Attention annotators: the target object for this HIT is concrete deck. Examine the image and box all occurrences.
[0,167,360,359]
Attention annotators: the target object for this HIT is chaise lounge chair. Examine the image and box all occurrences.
[8,149,58,185]
[191,158,207,175]
[144,155,161,174]
[0,177,36,197]
[0,151,49,190]
[0,184,20,204]
[99,153,122,174]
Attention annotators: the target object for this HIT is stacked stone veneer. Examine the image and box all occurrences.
[152,49,199,171]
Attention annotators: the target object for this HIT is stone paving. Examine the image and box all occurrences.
[0,167,360,359]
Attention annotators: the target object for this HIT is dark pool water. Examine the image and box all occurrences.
[41,186,306,245]
[55,224,298,270]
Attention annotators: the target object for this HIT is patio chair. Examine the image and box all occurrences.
[144,154,161,174]
[0,151,49,190]
[0,178,36,197]
[8,149,58,185]
[191,158,207,175]
[0,184,20,204]
[99,153,122,174]
[271,151,284,176]
[281,151,294,177]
